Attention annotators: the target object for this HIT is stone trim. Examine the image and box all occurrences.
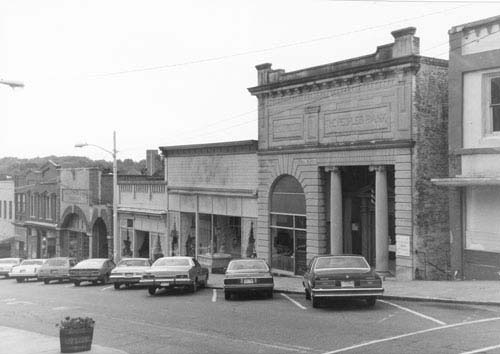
[160,140,258,157]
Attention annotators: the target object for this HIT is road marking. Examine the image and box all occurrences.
[64,285,73,288]
[461,343,500,354]
[212,289,217,302]
[1,298,16,302]
[6,301,35,305]
[321,316,500,354]
[379,300,446,325]
[281,293,307,310]
[52,306,80,311]
[101,286,113,291]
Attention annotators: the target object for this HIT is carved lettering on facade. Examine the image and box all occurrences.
[323,105,390,136]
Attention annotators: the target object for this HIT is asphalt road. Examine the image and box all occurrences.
[1,278,500,354]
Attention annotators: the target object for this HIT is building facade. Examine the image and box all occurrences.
[160,141,258,272]
[248,27,449,279]
[14,163,113,260]
[0,179,20,257]
[433,16,500,280]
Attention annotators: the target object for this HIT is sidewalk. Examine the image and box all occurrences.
[0,326,128,354]
[207,273,500,306]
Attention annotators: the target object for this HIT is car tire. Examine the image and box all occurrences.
[114,283,120,290]
[16,278,23,283]
[312,294,319,308]
[224,291,231,300]
[74,281,80,287]
[305,289,311,300]
[366,297,376,307]
[148,286,156,296]
[43,279,50,285]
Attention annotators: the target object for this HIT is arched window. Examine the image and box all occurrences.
[269,175,307,275]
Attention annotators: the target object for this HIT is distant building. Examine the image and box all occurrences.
[0,178,20,257]
[433,15,500,280]
[14,162,113,260]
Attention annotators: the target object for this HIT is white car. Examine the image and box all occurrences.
[110,258,151,289]
[0,258,23,278]
[9,259,47,282]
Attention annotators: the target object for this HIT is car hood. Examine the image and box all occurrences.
[112,266,149,273]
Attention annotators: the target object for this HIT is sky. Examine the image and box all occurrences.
[1,0,500,162]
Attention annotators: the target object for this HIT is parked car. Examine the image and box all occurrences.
[110,258,151,289]
[140,256,209,296]
[223,258,274,300]
[69,258,115,286]
[38,257,78,284]
[0,258,23,278]
[9,259,47,282]
[303,254,384,308]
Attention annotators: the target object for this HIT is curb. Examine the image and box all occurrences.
[206,284,500,306]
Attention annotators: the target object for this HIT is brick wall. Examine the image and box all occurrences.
[412,62,450,280]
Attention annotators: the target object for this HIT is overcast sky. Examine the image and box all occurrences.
[1,0,499,162]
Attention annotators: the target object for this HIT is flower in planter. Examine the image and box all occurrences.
[56,316,95,330]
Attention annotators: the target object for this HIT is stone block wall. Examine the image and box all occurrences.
[412,61,450,280]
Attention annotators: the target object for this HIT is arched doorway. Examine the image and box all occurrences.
[269,175,307,275]
[92,218,108,258]
[61,213,89,260]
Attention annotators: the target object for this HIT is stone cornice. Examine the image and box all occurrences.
[258,139,415,156]
[160,140,258,157]
[248,56,447,97]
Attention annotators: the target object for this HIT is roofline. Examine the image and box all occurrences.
[449,15,500,34]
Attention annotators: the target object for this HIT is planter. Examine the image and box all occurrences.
[198,253,232,274]
[59,327,94,353]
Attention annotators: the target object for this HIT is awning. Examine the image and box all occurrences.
[23,221,58,229]
[117,207,167,216]
[431,176,500,187]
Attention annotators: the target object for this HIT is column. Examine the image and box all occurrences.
[360,198,370,262]
[372,165,389,274]
[326,166,343,254]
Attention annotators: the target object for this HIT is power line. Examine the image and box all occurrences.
[328,0,500,3]
[88,5,465,78]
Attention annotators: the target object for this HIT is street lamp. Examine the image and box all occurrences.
[75,131,119,262]
[0,79,24,89]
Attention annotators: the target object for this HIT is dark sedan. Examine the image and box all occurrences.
[69,258,115,286]
[223,259,274,300]
[303,255,384,308]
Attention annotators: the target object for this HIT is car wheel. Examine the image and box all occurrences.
[366,297,376,307]
[43,279,50,285]
[114,283,120,290]
[312,294,319,308]
[148,286,156,296]
[305,288,311,300]
[224,291,231,300]
[74,281,80,287]
[16,278,23,283]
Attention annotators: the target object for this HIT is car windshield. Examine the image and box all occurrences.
[153,258,190,267]
[47,259,68,267]
[315,256,369,270]
[77,259,105,267]
[117,259,150,267]
[20,260,44,266]
[0,259,19,264]
[227,260,269,271]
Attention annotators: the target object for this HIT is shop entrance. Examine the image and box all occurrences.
[270,175,307,275]
[134,230,150,258]
[339,166,395,271]
[92,218,108,258]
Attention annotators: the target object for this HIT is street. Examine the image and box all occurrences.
[1,278,500,354]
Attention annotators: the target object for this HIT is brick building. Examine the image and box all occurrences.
[14,163,113,260]
[0,179,20,257]
[248,27,449,279]
[432,15,500,280]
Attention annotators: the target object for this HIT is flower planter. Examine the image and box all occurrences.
[59,327,94,353]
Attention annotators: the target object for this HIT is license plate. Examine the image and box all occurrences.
[243,278,254,284]
[160,282,170,286]
[20,269,25,273]
[125,273,133,277]
[341,281,354,288]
